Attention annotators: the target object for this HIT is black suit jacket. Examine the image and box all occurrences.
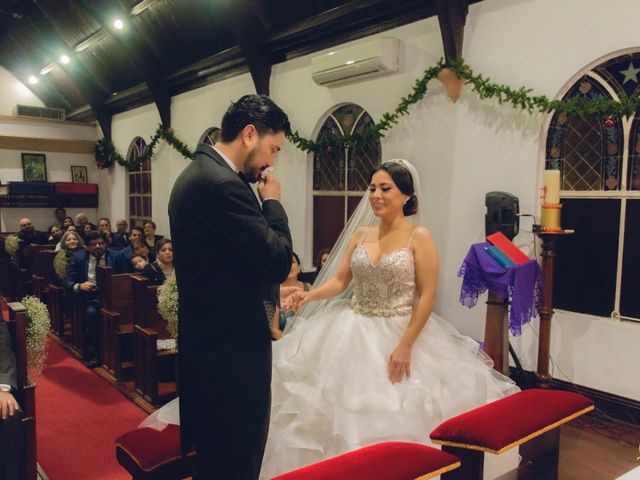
[0,320,17,390]
[168,143,292,478]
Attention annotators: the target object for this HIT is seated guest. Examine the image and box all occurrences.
[55,230,84,253]
[48,224,63,244]
[17,217,49,246]
[54,207,66,227]
[75,212,89,237]
[131,254,164,286]
[97,218,113,246]
[298,247,331,284]
[270,252,311,340]
[114,236,151,273]
[152,238,174,283]
[143,221,163,260]
[83,222,96,239]
[0,317,24,480]
[63,231,118,366]
[62,216,75,231]
[110,219,129,250]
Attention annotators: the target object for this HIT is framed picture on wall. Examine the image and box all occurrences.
[71,165,88,183]
[21,153,47,182]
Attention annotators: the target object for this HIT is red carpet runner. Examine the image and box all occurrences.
[35,338,147,479]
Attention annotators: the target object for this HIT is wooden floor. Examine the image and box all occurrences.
[559,414,640,479]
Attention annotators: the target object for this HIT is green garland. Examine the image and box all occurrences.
[95,58,640,162]
[21,296,50,373]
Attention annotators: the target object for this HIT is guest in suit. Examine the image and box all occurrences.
[97,218,113,246]
[131,254,164,285]
[63,231,117,367]
[54,207,66,227]
[168,94,292,479]
[110,219,129,250]
[0,316,24,480]
[17,218,49,246]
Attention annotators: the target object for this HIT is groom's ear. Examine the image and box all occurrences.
[241,124,259,148]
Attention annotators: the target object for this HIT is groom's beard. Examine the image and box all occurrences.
[243,143,266,183]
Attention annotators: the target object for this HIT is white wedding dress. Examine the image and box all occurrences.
[141,237,520,478]
[258,242,520,478]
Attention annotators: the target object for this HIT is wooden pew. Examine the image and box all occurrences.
[97,266,135,380]
[131,275,177,406]
[47,280,66,340]
[5,301,37,480]
[30,249,56,303]
[0,235,14,299]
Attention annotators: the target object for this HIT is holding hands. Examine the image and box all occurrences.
[282,290,310,311]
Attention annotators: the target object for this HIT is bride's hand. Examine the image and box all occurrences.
[282,291,310,311]
[388,344,412,384]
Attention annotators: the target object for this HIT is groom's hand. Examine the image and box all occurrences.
[258,171,281,202]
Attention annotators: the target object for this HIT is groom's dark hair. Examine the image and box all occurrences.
[220,95,291,142]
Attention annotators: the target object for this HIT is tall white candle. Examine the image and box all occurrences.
[543,170,560,204]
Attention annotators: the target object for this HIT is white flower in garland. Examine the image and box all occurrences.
[157,276,179,344]
[21,296,50,372]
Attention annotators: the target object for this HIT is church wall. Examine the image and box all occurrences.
[0,0,636,401]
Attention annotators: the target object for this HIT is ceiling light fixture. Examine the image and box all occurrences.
[40,64,56,75]
[60,54,71,64]
[113,19,124,30]
[28,75,39,85]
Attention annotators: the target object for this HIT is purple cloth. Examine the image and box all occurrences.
[457,242,543,336]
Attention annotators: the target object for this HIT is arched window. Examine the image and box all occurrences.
[546,51,640,321]
[127,137,151,228]
[199,127,221,147]
[312,104,381,264]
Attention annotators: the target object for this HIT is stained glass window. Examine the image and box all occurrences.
[546,51,640,321]
[312,104,381,263]
[127,137,152,227]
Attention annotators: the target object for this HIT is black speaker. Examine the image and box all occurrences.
[485,191,519,240]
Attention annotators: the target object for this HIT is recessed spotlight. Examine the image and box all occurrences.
[60,54,70,64]
[113,19,124,30]
[28,75,39,85]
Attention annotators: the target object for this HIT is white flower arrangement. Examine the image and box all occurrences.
[54,250,71,280]
[4,234,20,258]
[21,296,50,372]
[157,276,179,343]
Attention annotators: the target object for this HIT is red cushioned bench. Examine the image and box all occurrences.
[115,425,196,480]
[272,442,460,480]
[429,389,594,480]
[116,428,459,480]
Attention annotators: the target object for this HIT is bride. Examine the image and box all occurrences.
[142,159,520,478]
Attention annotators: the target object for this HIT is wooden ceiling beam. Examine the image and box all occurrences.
[435,0,468,60]
[75,0,172,128]
[219,0,272,95]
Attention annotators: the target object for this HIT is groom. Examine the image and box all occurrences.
[169,95,293,479]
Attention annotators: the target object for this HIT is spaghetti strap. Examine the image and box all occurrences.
[360,226,373,245]
[406,226,420,247]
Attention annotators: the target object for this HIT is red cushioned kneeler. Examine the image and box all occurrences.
[272,442,460,480]
[429,389,593,480]
[115,426,196,480]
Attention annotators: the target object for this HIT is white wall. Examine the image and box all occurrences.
[90,0,640,401]
[0,117,101,232]
[0,67,43,115]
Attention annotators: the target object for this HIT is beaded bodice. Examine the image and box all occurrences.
[350,245,416,317]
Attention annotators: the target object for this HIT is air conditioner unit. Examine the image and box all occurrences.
[311,37,400,87]
[16,104,66,121]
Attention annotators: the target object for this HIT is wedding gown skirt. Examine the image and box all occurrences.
[259,299,519,478]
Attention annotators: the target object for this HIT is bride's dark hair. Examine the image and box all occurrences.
[369,162,418,216]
